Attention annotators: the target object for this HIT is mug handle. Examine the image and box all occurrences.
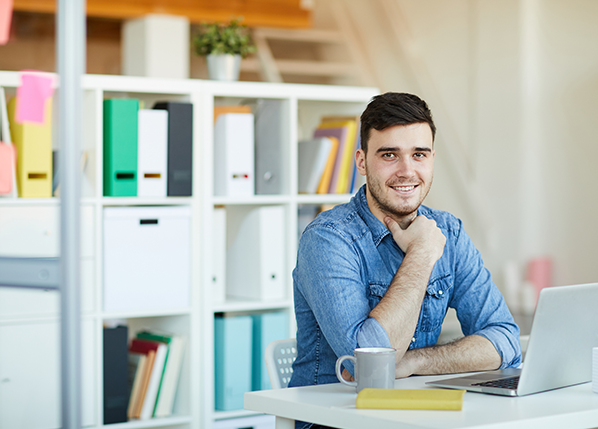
[335,355,357,387]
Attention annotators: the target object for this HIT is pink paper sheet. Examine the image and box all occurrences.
[16,72,55,124]
[0,0,13,45]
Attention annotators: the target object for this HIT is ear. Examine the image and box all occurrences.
[355,148,367,176]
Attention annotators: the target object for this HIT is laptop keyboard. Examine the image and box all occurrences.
[472,376,520,389]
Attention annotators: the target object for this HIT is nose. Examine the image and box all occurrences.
[395,156,415,178]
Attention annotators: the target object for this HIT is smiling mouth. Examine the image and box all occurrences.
[390,185,417,192]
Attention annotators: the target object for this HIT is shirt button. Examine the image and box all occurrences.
[438,290,443,295]
[411,337,416,343]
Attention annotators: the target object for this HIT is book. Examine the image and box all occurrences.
[316,119,358,194]
[316,137,339,194]
[103,326,130,424]
[129,338,167,420]
[127,352,147,420]
[129,349,155,419]
[297,137,334,194]
[356,388,465,411]
[313,126,347,194]
[136,330,186,417]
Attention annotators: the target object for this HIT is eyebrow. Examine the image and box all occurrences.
[376,146,433,154]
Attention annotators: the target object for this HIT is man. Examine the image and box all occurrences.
[289,93,521,396]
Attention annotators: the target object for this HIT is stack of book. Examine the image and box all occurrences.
[127,330,186,420]
[298,116,362,194]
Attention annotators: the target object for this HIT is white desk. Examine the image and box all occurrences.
[244,375,598,429]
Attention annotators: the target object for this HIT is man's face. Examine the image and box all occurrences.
[355,123,435,223]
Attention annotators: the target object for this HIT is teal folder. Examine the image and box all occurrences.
[252,311,289,391]
[214,315,253,411]
[103,99,139,196]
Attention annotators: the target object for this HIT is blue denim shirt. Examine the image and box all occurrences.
[289,185,521,391]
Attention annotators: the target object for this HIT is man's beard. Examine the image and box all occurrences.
[365,170,432,219]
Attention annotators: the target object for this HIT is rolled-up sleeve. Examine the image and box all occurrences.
[450,221,522,369]
[296,224,391,375]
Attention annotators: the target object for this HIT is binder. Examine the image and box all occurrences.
[103,206,191,312]
[254,99,284,195]
[252,311,289,391]
[214,113,254,197]
[103,325,129,424]
[103,99,139,197]
[214,315,253,411]
[137,109,168,197]
[7,96,53,198]
[226,206,285,301]
[297,137,334,194]
[153,101,193,196]
[212,207,227,303]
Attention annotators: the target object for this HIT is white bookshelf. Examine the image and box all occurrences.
[0,71,377,429]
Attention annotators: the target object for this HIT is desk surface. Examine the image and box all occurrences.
[245,374,598,429]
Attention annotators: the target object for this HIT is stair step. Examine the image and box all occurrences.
[253,28,344,44]
[241,58,357,77]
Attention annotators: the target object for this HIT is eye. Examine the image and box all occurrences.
[381,152,396,159]
[413,152,427,159]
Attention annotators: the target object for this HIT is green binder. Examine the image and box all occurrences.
[103,99,139,196]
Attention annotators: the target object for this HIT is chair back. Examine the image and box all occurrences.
[265,338,297,389]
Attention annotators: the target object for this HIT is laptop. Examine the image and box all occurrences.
[426,282,598,396]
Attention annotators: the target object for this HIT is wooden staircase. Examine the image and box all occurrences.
[242,0,376,86]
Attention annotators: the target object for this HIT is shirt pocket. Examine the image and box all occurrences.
[367,283,389,310]
[420,273,453,332]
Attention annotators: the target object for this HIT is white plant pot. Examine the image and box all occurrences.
[206,54,241,81]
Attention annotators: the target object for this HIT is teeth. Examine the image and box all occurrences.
[393,186,415,191]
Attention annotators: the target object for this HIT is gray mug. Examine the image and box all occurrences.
[335,347,396,392]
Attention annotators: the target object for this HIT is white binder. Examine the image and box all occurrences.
[103,206,191,312]
[226,206,285,301]
[212,207,226,303]
[214,113,254,197]
[137,109,168,197]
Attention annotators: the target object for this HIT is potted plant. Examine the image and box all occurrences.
[192,17,256,81]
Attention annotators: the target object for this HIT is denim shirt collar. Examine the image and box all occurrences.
[353,185,422,248]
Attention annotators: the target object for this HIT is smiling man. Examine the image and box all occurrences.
[289,93,521,415]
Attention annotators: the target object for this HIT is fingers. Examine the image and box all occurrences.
[341,368,355,382]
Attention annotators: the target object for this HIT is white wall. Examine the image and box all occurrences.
[317,0,598,291]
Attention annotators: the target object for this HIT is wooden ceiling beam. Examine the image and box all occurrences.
[13,0,313,28]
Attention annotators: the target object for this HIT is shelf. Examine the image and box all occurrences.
[101,415,192,429]
[212,299,293,314]
[213,409,263,421]
[296,193,355,205]
[101,197,193,206]
[102,308,193,319]
[212,195,292,206]
[0,197,59,206]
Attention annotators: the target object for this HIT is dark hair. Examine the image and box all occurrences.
[359,92,436,153]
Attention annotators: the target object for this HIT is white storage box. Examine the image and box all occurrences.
[226,205,285,301]
[103,206,191,312]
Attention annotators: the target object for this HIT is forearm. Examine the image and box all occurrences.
[395,334,502,378]
[369,248,436,361]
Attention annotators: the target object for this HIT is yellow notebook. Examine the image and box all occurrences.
[356,388,465,411]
